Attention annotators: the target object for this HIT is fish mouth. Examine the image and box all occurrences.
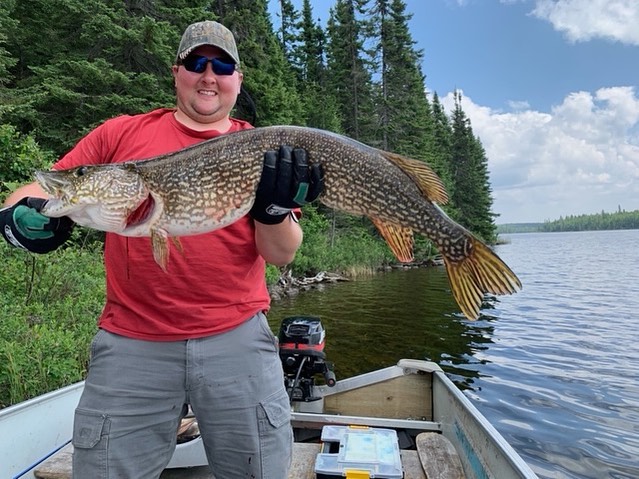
[126,195,155,227]
[34,170,72,195]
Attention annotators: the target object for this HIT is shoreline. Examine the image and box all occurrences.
[268,257,444,300]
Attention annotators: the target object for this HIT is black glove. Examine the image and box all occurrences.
[250,146,324,225]
[0,197,74,253]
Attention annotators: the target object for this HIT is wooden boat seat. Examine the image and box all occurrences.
[417,432,466,479]
[33,438,464,479]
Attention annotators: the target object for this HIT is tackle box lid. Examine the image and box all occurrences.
[314,425,403,478]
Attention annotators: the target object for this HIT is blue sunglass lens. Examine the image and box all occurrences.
[182,56,236,75]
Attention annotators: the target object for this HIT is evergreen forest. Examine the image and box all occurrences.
[498,208,639,233]
[539,208,639,232]
[0,0,499,405]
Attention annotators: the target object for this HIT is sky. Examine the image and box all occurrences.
[268,0,639,224]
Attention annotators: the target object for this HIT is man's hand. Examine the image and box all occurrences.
[0,197,74,253]
[249,146,324,225]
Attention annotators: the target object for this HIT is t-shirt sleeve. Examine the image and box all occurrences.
[53,117,122,170]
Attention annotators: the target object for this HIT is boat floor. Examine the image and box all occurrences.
[34,433,464,478]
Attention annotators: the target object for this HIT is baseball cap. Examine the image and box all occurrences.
[176,21,240,65]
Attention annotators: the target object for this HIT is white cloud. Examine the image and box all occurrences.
[440,87,639,223]
[507,100,531,111]
[531,0,639,45]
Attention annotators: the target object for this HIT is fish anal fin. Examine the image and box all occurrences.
[381,151,449,205]
[371,218,414,263]
[442,238,522,320]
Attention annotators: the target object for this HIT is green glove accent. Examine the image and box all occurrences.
[293,183,310,206]
[0,197,74,254]
[13,205,56,240]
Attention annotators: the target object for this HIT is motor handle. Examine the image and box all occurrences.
[324,370,336,387]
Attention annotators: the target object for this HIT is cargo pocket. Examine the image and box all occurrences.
[72,408,109,476]
[257,388,293,477]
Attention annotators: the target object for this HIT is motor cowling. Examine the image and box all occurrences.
[278,316,336,402]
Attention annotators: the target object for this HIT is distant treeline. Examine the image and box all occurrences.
[540,209,639,232]
[498,208,639,234]
[497,223,542,234]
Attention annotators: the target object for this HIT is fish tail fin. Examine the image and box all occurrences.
[442,238,522,320]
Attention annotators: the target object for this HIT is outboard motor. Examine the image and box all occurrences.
[278,316,336,402]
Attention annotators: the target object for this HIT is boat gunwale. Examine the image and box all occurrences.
[431,368,539,479]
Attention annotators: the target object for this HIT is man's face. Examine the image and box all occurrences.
[172,45,243,129]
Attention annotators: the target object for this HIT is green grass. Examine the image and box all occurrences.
[0,238,105,407]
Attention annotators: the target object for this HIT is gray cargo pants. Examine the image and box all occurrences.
[72,312,292,478]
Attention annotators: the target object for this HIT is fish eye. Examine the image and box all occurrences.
[75,166,88,177]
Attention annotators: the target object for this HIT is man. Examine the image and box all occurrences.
[0,20,322,478]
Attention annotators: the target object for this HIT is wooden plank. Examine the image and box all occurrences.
[35,443,324,479]
[33,444,215,479]
[34,442,433,478]
[401,450,428,479]
[33,444,72,479]
[416,432,465,479]
[289,443,320,478]
[323,374,433,420]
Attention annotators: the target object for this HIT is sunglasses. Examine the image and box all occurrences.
[180,55,236,75]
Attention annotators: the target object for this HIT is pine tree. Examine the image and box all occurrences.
[293,0,341,131]
[276,0,301,73]
[449,91,497,242]
[326,0,376,142]
[0,1,17,88]
[216,0,303,126]
[370,0,434,159]
[0,0,18,128]
[430,93,455,200]
[297,0,324,83]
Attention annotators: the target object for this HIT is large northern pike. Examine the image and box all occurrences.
[35,125,521,320]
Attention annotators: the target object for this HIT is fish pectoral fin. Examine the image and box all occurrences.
[443,238,522,320]
[371,218,414,263]
[382,151,449,205]
[151,229,170,272]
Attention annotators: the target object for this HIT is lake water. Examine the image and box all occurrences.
[267,230,639,479]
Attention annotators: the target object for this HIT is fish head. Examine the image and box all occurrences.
[35,164,149,233]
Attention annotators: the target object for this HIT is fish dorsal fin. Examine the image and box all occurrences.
[371,218,414,263]
[381,151,449,205]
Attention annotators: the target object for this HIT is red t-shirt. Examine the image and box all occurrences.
[54,108,270,341]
